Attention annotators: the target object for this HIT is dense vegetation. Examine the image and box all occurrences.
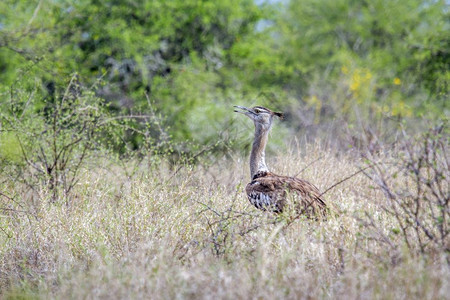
[1,0,448,148]
[0,0,448,298]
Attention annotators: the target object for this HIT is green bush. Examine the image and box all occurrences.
[0,0,447,151]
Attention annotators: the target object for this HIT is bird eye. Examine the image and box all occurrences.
[254,108,260,113]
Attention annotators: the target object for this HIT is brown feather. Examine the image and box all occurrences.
[245,171,326,218]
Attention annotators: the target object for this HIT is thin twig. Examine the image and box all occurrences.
[319,163,376,197]
[293,155,324,178]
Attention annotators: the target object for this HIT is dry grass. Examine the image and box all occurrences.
[0,143,448,299]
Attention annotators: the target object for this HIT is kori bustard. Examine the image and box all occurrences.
[234,105,327,218]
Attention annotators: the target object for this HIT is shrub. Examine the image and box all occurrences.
[360,124,449,264]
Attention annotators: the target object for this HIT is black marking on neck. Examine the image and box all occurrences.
[252,171,269,180]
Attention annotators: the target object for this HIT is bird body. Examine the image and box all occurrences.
[234,105,327,218]
[246,171,326,216]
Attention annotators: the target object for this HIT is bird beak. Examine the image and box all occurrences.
[233,105,255,117]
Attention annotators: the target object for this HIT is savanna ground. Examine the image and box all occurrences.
[1,135,448,299]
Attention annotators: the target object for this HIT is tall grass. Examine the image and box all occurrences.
[0,141,448,299]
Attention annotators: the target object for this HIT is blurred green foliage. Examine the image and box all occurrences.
[0,132,22,164]
[276,0,449,116]
[0,0,448,154]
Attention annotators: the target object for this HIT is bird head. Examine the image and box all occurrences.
[234,105,283,130]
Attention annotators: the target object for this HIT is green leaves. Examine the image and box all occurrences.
[0,0,447,152]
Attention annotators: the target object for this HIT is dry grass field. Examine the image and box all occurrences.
[0,140,448,299]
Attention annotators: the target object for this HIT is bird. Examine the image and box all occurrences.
[234,105,327,218]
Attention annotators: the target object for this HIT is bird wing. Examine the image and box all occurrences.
[285,176,327,208]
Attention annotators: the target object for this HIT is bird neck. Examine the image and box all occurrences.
[250,124,270,179]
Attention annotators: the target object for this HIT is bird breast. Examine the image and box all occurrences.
[245,180,283,212]
[248,191,273,209]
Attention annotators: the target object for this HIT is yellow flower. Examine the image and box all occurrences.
[350,81,359,91]
[393,77,401,85]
